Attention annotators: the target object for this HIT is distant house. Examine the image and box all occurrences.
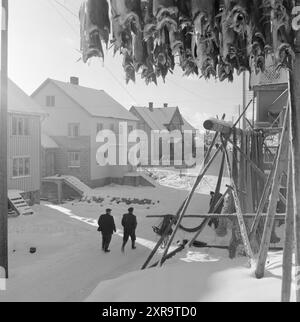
[31,77,139,188]
[130,103,197,166]
[4,78,43,205]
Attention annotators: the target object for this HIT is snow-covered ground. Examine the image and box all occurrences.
[87,250,296,302]
[0,172,290,302]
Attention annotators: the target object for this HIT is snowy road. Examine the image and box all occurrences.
[0,205,154,302]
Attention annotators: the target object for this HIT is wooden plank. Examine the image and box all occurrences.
[222,141,255,260]
[281,150,294,302]
[187,153,227,247]
[0,0,9,278]
[222,139,255,261]
[227,136,286,206]
[289,57,300,300]
[250,154,278,239]
[255,107,289,279]
[146,214,286,220]
[158,145,223,266]
[141,136,223,270]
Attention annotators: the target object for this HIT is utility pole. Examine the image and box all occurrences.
[0,0,8,279]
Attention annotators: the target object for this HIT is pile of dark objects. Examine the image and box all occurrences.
[82,195,159,207]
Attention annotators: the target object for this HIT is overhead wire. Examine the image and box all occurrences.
[45,0,140,105]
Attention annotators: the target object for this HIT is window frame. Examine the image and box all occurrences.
[46,95,55,107]
[68,123,80,138]
[12,116,30,136]
[12,157,31,178]
[68,151,81,168]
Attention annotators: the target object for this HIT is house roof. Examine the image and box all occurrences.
[41,133,59,149]
[131,106,196,132]
[0,78,44,116]
[32,78,138,121]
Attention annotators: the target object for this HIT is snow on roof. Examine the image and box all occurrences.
[132,106,196,131]
[1,78,44,116]
[34,78,138,121]
[41,133,59,149]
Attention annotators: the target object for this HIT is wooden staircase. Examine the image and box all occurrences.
[8,190,34,216]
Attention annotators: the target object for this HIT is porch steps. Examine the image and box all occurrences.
[8,190,34,216]
[63,176,93,196]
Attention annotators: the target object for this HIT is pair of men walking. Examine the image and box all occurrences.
[97,207,137,253]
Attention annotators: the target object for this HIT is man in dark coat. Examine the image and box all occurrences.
[121,207,137,252]
[98,209,116,253]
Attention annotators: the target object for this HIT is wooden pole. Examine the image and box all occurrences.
[289,15,300,299]
[141,137,222,270]
[158,145,223,266]
[281,148,294,302]
[222,139,254,261]
[255,108,289,279]
[0,0,8,279]
[289,69,300,302]
[227,136,286,206]
[188,153,227,248]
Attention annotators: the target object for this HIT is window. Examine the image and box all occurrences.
[128,125,133,133]
[68,152,80,168]
[46,96,55,107]
[12,157,30,178]
[12,116,30,136]
[68,123,80,138]
[97,123,103,134]
[110,124,115,132]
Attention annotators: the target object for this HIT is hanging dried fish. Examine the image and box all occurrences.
[88,0,110,46]
[270,0,294,70]
[79,1,105,63]
[111,0,142,31]
[191,0,219,78]
[78,0,295,84]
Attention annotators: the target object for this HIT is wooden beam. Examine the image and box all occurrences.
[146,214,286,220]
[203,118,243,136]
[222,139,255,261]
[141,136,223,270]
[158,145,223,266]
[289,19,300,300]
[227,137,286,206]
[255,108,289,279]
[0,0,9,279]
[188,153,227,247]
[281,150,294,302]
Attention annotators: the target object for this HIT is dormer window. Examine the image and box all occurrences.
[46,95,55,107]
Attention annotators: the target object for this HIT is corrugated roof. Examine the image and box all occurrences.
[0,78,44,115]
[132,106,196,131]
[37,79,138,121]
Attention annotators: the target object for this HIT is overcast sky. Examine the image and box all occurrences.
[6,0,245,130]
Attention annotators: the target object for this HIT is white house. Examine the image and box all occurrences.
[32,77,139,187]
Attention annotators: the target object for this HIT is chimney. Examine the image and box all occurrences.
[149,102,154,112]
[70,76,79,85]
[164,103,168,108]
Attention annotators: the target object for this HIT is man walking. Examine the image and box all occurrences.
[98,209,116,253]
[121,207,137,252]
